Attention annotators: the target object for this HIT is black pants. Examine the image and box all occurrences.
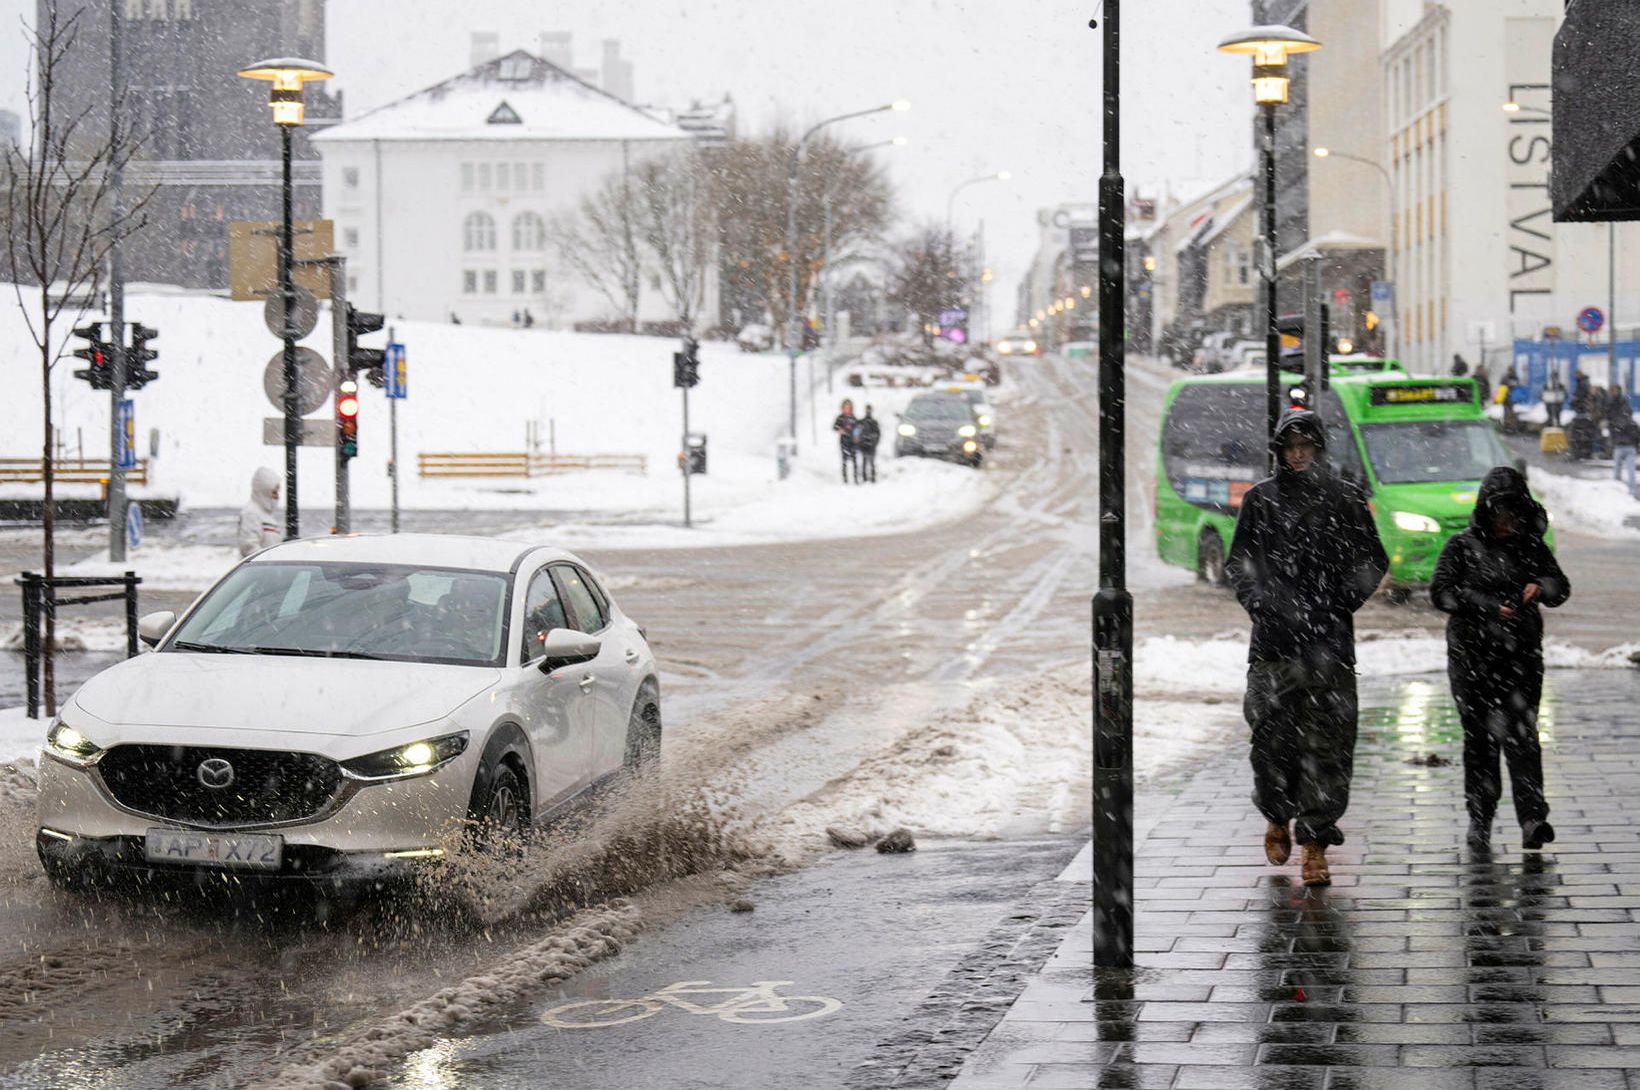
[1546,403,1562,429]
[1244,661,1359,846]
[840,445,858,483]
[858,445,877,482]
[1452,659,1548,829]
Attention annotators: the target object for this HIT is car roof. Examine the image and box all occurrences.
[251,533,570,574]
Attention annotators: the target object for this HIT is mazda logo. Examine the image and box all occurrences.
[196,758,235,790]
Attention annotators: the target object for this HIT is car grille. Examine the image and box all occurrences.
[97,745,343,826]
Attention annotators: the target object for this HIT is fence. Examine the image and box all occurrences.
[14,571,141,719]
[0,458,149,487]
[417,452,648,479]
[1509,339,1640,409]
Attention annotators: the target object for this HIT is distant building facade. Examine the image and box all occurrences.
[42,0,340,289]
[1016,203,1097,347]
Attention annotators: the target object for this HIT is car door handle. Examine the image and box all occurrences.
[579,674,596,692]
[624,649,641,665]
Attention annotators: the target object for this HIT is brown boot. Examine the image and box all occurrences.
[1264,821,1292,865]
[1301,843,1331,887]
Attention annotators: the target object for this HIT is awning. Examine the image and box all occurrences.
[1552,2,1640,222]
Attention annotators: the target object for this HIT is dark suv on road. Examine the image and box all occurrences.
[894,393,984,468]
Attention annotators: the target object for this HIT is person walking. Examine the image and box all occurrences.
[832,399,859,484]
[1451,353,1470,378]
[1541,368,1566,430]
[1472,363,1491,408]
[1590,385,1612,458]
[237,467,284,557]
[1227,408,1389,887]
[1431,467,1570,852]
[1608,385,1639,494]
[855,405,881,484]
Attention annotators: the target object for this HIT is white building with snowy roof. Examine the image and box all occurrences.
[312,50,698,329]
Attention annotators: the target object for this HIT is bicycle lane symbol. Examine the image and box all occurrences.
[541,980,843,1029]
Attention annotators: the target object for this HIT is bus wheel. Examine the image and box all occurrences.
[1197,530,1227,588]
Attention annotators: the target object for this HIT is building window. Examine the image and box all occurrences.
[463,270,477,294]
[344,227,360,248]
[513,163,527,190]
[348,275,358,293]
[478,162,492,190]
[496,162,510,191]
[344,167,360,190]
[531,162,544,191]
[483,270,498,294]
[511,211,546,251]
[512,269,526,294]
[125,0,144,17]
[1236,248,1250,286]
[175,0,193,17]
[461,162,474,192]
[463,211,496,251]
[146,0,165,17]
[499,56,532,81]
[531,269,546,293]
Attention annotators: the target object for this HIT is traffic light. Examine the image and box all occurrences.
[337,379,360,459]
[71,322,113,389]
[346,305,386,378]
[125,322,159,389]
[673,335,700,388]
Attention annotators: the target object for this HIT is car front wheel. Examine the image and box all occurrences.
[624,683,662,774]
[467,759,529,851]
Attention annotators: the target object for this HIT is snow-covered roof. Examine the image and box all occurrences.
[1199,194,1254,248]
[313,50,691,145]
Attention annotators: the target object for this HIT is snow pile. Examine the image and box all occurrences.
[1,615,132,653]
[254,901,641,1090]
[56,543,239,591]
[1529,468,1640,540]
[0,709,42,766]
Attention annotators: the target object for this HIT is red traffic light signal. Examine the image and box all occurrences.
[337,380,360,458]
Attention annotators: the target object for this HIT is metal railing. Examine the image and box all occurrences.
[14,571,142,720]
[0,458,149,487]
[417,452,648,479]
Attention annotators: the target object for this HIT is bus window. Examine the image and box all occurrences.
[1359,419,1514,485]
[1161,385,1266,509]
[1318,390,1366,485]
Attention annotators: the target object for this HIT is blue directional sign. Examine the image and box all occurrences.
[384,342,407,399]
[115,398,137,469]
[1370,280,1396,317]
[125,502,143,551]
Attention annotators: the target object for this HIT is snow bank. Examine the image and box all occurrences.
[1528,467,1640,540]
[0,708,42,766]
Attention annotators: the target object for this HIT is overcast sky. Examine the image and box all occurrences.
[0,0,1255,318]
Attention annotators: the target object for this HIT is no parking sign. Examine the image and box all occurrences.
[1578,306,1604,335]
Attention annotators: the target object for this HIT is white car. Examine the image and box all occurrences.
[35,534,660,889]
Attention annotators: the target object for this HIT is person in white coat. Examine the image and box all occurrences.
[238,467,284,556]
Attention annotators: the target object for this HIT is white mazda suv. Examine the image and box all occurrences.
[35,534,660,889]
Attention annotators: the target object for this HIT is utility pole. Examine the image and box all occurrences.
[329,256,350,533]
[106,0,127,561]
[1092,2,1134,969]
[388,325,401,534]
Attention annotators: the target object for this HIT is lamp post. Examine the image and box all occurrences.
[822,137,905,377]
[1218,25,1321,451]
[785,100,909,455]
[945,171,1011,233]
[946,172,1010,352]
[1313,146,1396,359]
[238,57,334,538]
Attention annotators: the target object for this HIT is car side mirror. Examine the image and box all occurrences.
[137,610,176,648]
[537,628,601,673]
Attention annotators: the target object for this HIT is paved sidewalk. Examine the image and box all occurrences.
[953,670,1640,1089]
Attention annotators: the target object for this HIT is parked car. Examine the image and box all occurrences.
[35,535,660,891]
[736,323,775,353]
[941,382,999,449]
[895,393,984,467]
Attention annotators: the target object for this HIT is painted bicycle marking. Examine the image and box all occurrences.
[541,980,843,1029]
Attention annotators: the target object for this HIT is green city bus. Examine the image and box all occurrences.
[1154,360,1550,595]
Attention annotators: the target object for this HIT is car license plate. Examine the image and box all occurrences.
[144,828,283,871]
[925,443,948,453]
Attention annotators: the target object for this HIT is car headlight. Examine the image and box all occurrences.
[962,440,979,453]
[1024,340,1037,353]
[958,424,977,437]
[977,414,993,427]
[45,718,103,768]
[898,423,917,437]
[997,343,1012,355]
[1392,511,1441,534]
[341,731,469,782]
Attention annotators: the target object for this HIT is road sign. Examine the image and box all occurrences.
[1578,306,1605,334]
[125,503,143,551]
[227,219,334,301]
[115,398,136,470]
[1370,280,1396,317]
[263,285,320,340]
[262,347,334,416]
[384,342,407,399]
[262,417,336,447]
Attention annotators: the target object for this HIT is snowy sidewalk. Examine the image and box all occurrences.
[948,670,1640,1089]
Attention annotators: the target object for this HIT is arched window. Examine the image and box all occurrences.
[463,211,496,252]
[512,211,546,252]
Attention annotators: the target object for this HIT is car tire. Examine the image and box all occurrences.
[1197,529,1227,588]
[467,758,529,851]
[37,849,87,894]
[623,682,662,775]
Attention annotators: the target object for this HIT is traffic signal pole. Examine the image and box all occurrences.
[329,256,350,533]
[280,123,299,539]
[681,381,692,529]
[107,0,128,561]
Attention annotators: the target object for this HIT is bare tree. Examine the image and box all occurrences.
[633,150,714,330]
[887,224,969,347]
[3,4,149,715]
[549,156,643,332]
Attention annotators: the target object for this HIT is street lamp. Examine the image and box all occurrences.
[239,56,333,538]
[1218,24,1321,449]
[1313,146,1397,359]
[785,99,909,457]
[945,170,1011,231]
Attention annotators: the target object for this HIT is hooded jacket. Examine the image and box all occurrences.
[1430,466,1569,664]
[237,467,283,556]
[1226,409,1389,669]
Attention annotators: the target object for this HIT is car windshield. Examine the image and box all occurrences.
[907,398,972,422]
[1359,420,1514,484]
[167,562,509,667]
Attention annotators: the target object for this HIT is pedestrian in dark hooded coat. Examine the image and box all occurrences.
[1226,408,1388,887]
[1431,467,1569,852]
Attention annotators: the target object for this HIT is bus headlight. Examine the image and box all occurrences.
[1392,511,1440,534]
[977,414,993,427]
[958,424,978,437]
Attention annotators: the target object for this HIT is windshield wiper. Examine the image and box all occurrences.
[170,640,252,654]
[244,646,390,661]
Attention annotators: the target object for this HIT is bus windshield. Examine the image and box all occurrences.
[1359,420,1513,485]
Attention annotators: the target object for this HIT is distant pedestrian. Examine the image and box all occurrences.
[1541,369,1566,429]
[522,308,535,328]
[1608,385,1639,494]
[1496,374,1519,434]
[833,399,859,484]
[238,467,284,557]
[1226,408,1389,887]
[1572,370,1590,415]
[1590,386,1612,458]
[1451,353,1470,378]
[1431,467,1569,853]
[1472,364,1491,407]
[855,405,881,483]
[450,311,463,325]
